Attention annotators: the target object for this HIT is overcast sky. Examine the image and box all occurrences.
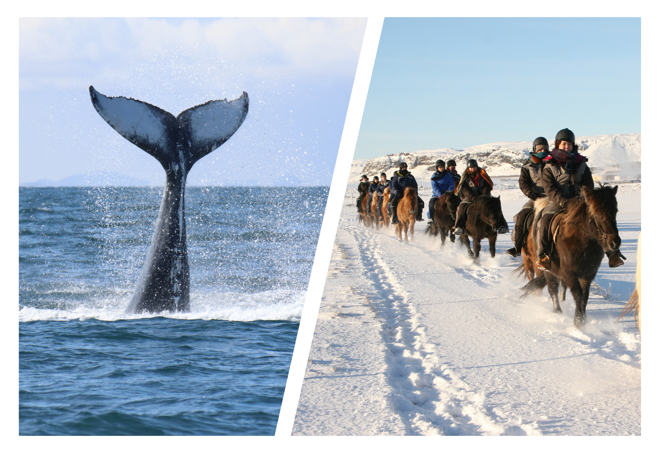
[19,18,366,186]
[355,17,641,160]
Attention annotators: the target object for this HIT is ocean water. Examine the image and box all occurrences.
[19,186,328,435]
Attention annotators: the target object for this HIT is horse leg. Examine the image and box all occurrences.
[560,281,567,301]
[462,234,474,257]
[488,233,497,258]
[473,237,481,259]
[572,277,591,328]
[440,227,447,245]
[546,272,562,313]
[410,220,415,242]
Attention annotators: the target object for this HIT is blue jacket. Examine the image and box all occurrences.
[368,182,379,194]
[430,170,454,198]
[377,180,389,195]
[391,170,418,195]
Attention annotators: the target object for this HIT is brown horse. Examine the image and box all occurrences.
[370,192,381,230]
[424,191,461,245]
[358,193,372,227]
[396,187,417,242]
[520,185,621,328]
[380,187,390,229]
[460,195,509,258]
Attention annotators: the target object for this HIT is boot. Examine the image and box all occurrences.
[606,250,626,268]
[506,247,519,257]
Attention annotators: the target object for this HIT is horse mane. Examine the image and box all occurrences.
[561,185,617,232]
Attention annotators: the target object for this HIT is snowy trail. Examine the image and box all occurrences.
[294,184,641,436]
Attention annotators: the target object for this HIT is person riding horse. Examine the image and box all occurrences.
[446,159,461,187]
[428,159,455,223]
[356,174,369,214]
[377,172,389,221]
[506,137,549,257]
[536,128,625,269]
[389,162,424,224]
[366,175,380,217]
[452,159,494,236]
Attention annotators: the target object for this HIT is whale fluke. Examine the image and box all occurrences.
[89,86,249,313]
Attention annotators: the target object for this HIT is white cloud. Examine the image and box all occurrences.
[19,18,366,91]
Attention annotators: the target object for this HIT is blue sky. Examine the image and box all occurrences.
[19,18,366,186]
[355,18,641,159]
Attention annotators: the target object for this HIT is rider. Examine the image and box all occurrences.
[506,137,549,257]
[536,128,624,269]
[366,175,379,216]
[389,162,423,224]
[356,175,369,214]
[377,172,389,221]
[428,159,455,223]
[452,159,494,236]
[446,159,461,187]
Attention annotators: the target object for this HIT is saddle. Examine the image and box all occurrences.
[532,197,563,255]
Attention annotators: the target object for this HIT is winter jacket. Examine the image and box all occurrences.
[368,181,379,194]
[357,181,369,195]
[449,170,461,187]
[430,170,455,198]
[519,158,546,200]
[377,180,389,195]
[390,170,418,195]
[456,168,493,202]
[542,153,594,207]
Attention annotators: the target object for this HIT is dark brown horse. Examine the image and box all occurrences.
[396,187,417,242]
[520,185,621,328]
[460,195,509,258]
[424,191,461,245]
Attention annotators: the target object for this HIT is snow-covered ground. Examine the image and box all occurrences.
[293,179,641,436]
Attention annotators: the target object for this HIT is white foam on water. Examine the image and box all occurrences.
[18,289,305,323]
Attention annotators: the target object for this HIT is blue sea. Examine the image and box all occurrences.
[19,186,328,435]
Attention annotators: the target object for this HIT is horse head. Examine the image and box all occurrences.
[582,185,620,251]
[479,195,508,234]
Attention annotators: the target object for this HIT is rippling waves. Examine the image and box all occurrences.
[19,186,327,435]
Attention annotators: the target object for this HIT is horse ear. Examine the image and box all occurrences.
[613,185,618,195]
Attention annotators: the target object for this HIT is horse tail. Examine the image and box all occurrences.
[513,263,527,279]
[424,221,437,236]
[519,273,547,298]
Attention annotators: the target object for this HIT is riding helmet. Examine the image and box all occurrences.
[446,159,457,167]
[467,159,478,168]
[532,137,549,152]
[436,159,445,169]
[555,128,575,144]
[399,162,408,169]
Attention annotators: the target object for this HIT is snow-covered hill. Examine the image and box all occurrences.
[349,133,641,183]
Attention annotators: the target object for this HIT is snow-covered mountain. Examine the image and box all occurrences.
[349,133,641,183]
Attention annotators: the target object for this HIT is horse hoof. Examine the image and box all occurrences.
[497,226,509,234]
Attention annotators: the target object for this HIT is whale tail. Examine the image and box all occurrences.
[89,86,249,170]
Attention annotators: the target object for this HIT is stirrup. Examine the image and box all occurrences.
[536,255,551,270]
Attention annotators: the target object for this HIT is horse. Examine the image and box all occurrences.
[459,195,509,258]
[396,187,417,242]
[424,191,461,245]
[380,187,390,229]
[520,185,621,328]
[370,192,381,230]
[618,232,641,331]
[358,193,372,227]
